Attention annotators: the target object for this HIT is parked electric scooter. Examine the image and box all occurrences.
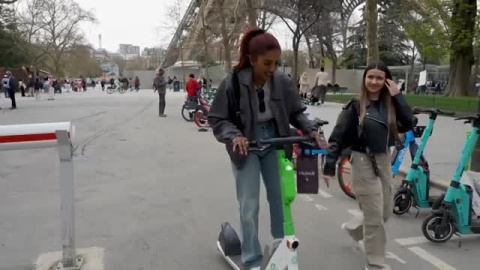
[393,108,455,215]
[422,114,480,244]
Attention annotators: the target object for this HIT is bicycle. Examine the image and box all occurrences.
[337,116,429,199]
[107,83,126,94]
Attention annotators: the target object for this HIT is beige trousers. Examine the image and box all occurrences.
[344,150,393,269]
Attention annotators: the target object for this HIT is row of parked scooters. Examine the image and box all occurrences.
[377,108,480,244]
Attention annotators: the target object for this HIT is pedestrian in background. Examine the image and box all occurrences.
[154,69,168,117]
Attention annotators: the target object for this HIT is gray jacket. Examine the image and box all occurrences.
[208,68,317,144]
[154,75,167,93]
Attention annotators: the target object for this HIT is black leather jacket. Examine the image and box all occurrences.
[323,93,413,176]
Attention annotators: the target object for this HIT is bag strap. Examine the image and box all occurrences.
[228,71,242,130]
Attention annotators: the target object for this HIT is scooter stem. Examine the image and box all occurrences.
[277,150,296,236]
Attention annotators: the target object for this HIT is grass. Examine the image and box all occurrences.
[327,93,480,113]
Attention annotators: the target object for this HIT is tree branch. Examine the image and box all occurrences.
[0,0,18,4]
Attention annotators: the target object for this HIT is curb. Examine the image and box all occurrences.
[398,166,449,191]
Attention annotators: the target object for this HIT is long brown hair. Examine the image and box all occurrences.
[234,27,281,71]
[359,62,398,136]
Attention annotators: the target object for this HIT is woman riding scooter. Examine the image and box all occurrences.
[208,27,326,269]
[323,62,413,270]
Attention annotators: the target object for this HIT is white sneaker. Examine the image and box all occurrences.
[341,223,365,253]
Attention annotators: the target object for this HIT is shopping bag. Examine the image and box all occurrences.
[296,154,319,194]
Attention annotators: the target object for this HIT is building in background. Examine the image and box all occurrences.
[118,44,140,60]
[141,47,167,70]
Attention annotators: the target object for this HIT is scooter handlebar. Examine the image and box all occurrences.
[413,107,455,116]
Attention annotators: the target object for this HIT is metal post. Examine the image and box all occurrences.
[56,130,83,269]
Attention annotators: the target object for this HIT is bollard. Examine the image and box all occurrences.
[0,122,83,269]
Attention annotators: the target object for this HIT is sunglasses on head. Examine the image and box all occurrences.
[257,88,265,113]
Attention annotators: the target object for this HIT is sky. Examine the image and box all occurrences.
[76,0,299,53]
[76,0,361,54]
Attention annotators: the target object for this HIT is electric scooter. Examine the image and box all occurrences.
[217,135,322,270]
[422,114,480,244]
[393,108,455,215]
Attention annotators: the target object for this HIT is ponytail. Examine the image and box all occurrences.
[234,27,281,72]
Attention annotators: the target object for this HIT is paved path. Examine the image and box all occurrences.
[0,89,478,270]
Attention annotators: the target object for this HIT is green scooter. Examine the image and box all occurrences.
[422,114,480,244]
[393,108,454,215]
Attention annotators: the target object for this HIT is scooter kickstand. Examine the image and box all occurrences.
[414,207,420,218]
[455,233,463,248]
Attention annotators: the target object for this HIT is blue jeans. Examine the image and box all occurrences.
[231,122,284,267]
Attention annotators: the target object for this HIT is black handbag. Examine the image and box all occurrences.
[296,151,319,194]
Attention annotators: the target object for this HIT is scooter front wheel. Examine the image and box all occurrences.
[393,188,413,215]
[422,214,454,243]
[337,155,356,199]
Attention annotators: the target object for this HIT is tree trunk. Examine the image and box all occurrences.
[245,0,257,27]
[365,0,379,65]
[200,0,209,82]
[218,0,231,71]
[445,0,476,97]
[341,14,348,54]
[446,56,472,96]
[331,56,337,84]
[305,35,314,68]
[292,35,300,80]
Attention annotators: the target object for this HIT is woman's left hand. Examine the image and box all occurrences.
[386,79,400,96]
[310,131,328,149]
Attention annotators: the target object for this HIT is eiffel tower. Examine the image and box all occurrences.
[160,0,424,69]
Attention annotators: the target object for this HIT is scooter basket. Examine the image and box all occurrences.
[413,126,427,138]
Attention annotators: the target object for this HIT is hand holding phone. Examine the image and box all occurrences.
[385,79,400,96]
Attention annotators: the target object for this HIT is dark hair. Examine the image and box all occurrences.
[320,66,325,72]
[234,27,281,71]
[189,74,195,78]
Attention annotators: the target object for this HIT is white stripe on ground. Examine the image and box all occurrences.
[395,236,429,247]
[385,251,407,264]
[299,195,314,202]
[347,209,362,217]
[318,188,333,198]
[395,235,480,247]
[408,246,456,270]
[314,203,328,211]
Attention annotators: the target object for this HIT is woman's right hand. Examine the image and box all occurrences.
[232,136,249,156]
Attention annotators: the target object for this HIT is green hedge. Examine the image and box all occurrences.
[327,94,480,113]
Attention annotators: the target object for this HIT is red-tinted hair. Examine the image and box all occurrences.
[234,27,281,71]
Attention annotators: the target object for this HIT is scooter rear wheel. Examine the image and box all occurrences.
[393,188,413,215]
[422,214,454,243]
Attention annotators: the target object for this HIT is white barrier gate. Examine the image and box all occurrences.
[0,122,83,269]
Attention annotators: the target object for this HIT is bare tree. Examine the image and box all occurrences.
[257,8,277,31]
[277,0,323,79]
[216,0,243,71]
[17,0,95,75]
[41,0,95,76]
[17,0,50,66]
[245,0,257,27]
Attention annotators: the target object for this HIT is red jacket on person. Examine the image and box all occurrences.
[186,78,200,97]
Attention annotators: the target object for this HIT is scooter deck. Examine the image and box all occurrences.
[217,241,246,270]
